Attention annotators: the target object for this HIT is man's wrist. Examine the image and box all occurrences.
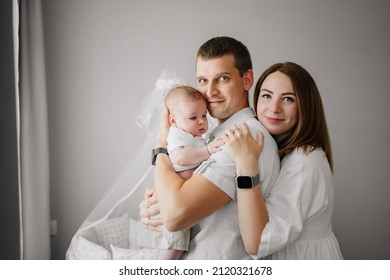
[155,138,168,149]
[151,147,169,165]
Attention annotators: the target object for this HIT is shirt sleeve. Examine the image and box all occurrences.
[195,120,279,201]
[167,127,194,154]
[195,145,237,199]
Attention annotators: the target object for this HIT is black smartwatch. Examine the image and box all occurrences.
[151,147,169,165]
[235,174,260,189]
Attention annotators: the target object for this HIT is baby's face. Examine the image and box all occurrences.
[171,98,209,137]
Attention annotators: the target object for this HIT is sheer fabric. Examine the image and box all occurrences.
[66,69,187,259]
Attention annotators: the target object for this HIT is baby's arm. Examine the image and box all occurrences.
[170,137,224,166]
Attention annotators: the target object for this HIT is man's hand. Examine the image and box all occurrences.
[155,107,170,148]
[139,188,163,231]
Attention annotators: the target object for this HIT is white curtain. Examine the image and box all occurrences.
[19,0,51,259]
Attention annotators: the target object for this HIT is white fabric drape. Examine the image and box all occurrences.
[19,0,51,259]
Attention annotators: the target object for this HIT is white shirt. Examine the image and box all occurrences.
[181,108,280,259]
[256,148,343,259]
[167,126,207,172]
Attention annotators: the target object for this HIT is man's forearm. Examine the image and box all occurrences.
[154,152,186,231]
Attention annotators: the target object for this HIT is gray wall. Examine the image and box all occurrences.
[41,0,390,259]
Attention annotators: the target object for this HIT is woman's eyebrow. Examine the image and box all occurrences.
[261,89,296,96]
[281,92,296,96]
[260,88,273,94]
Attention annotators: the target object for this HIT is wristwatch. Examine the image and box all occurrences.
[235,174,260,189]
[151,147,169,165]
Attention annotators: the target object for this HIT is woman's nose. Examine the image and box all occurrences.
[270,99,281,113]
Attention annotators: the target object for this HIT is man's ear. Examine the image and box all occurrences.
[169,114,176,126]
[243,69,254,91]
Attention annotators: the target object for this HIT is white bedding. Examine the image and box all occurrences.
[66,214,156,260]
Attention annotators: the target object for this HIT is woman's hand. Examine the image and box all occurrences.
[155,107,170,148]
[222,123,264,174]
[139,188,163,231]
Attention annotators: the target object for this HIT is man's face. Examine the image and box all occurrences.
[196,55,253,124]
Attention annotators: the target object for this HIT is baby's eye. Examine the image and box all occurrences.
[189,117,197,120]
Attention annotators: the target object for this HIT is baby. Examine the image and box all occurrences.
[153,85,223,259]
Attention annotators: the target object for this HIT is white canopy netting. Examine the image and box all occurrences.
[66,69,188,259]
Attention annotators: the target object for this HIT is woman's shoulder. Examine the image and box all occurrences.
[280,147,333,192]
[295,146,325,159]
[284,147,329,171]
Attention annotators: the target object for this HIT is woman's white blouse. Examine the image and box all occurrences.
[255,148,343,259]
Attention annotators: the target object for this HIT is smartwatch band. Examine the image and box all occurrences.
[151,147,169,165]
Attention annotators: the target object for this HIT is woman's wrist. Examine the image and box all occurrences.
[235,157,259,176]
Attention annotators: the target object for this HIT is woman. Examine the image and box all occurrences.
[223,62,343,259]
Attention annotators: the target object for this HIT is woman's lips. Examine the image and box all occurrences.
[266,116,283,124]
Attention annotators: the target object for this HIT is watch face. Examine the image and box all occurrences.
[237,176,252,189]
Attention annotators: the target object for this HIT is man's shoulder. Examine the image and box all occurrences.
[245,117,262,128]
[245,119,274,141]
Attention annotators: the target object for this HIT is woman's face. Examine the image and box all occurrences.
[256,71,298,141]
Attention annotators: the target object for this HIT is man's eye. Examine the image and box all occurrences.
[219,76,228,81]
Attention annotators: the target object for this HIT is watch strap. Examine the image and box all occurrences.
[151,147,168,165]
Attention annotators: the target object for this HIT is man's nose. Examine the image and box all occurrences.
[205,81,217,97]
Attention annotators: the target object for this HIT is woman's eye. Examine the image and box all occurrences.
[283,96,295,103]
[261,93,271,99]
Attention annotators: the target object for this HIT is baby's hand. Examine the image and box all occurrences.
[207,137,225,154]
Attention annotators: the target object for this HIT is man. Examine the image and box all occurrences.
[150,37,279,259]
